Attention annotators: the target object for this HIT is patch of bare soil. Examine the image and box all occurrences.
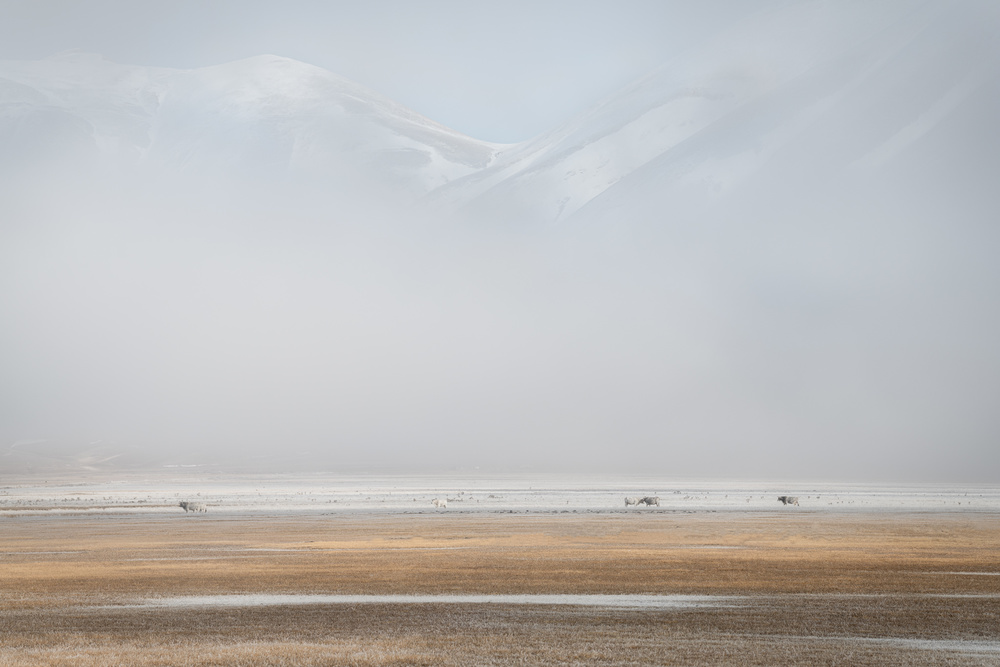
[1,512,998,665]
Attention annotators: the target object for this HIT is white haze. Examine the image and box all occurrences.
[1,0,999,481]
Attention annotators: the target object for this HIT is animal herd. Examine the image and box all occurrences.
[624,495,803,508]
[178,494,803,514]
[624,496,660,507]
[178,501,207,513]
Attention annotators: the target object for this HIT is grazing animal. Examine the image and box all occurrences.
[638,496,660,507]
[432,498,447,509]
[777,496,800,506]
[179,501,207,513]
[625,497,640,507]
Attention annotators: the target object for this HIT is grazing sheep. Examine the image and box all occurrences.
[179,501,207,513]
[638,496,660,507]
[777,496,800,506]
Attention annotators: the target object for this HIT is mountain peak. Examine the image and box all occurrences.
[0,50,500,197]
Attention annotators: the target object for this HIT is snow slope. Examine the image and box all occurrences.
[434,0,1000,226]
[6,1,996,220]
[571,0,1000,228]
[0,51,501,199]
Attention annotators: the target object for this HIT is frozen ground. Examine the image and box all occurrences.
[1,473,997,516]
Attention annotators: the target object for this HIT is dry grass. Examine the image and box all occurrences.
[1,511,998,665]
[2,602,996,666]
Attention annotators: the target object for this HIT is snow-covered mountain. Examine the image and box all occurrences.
[434,0,1000,227]
[0,51,501,200]
[5,1,997,224]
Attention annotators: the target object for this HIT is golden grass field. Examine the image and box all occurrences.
[2,510,998,665]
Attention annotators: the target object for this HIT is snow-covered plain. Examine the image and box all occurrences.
[2,474,998,516]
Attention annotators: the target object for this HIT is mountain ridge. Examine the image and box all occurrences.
[431,0,999,227]
[5,1,998,223]
[0,51,502,199]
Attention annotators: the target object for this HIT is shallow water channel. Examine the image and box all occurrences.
[116,593,741,609]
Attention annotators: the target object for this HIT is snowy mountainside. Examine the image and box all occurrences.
[434,0,1000,226]
[3,1,998,221]
[570,0,1000,228]
[0,52,170,175]
[0,51,501,199]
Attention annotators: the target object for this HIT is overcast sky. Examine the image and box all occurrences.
[0,0,768,142]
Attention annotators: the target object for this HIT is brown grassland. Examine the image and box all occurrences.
[1,510,998,665]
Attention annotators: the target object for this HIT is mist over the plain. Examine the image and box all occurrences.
[2,0,999,481]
